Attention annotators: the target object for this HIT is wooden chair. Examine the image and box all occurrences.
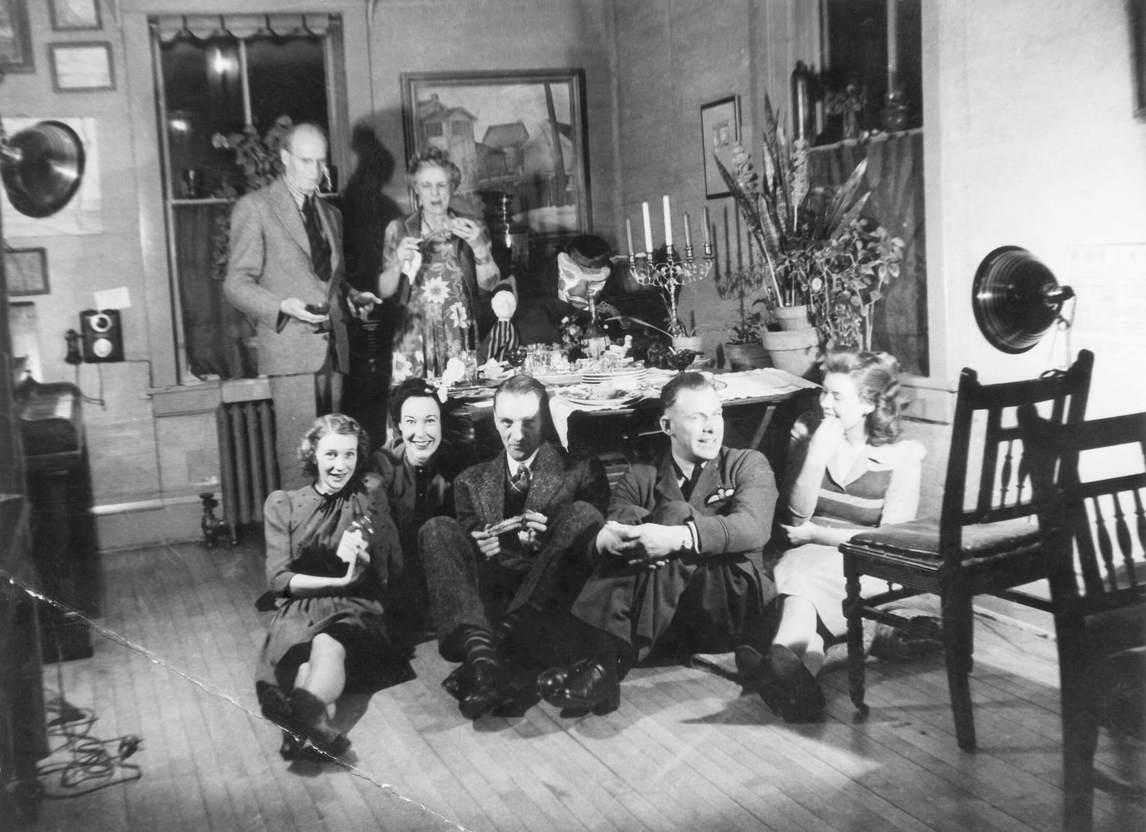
[1020,407,1146,832]
[839,350,1094,751]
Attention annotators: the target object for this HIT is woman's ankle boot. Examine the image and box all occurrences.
[288,688,350,757]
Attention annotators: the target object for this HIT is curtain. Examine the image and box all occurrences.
[152,14,331,42]
[174,204,256,379]
[807,130,928,375]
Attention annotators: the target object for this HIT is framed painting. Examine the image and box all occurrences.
[400,69,591,240]
[0,0,34,73]
[4,246,49,295]
[701,95,741,199]
[49,0,102,31]
[49,41,114,92]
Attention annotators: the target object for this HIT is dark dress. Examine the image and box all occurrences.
[369,440,463,643]
[255,477,400,694]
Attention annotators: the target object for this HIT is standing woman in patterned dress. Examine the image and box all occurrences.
[737,349,926,722]
[378,148,500,383]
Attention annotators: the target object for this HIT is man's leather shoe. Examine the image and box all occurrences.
[458,660,513,720]
[545,660,620,715]
[441,662,473,701]
[536,658,593,701]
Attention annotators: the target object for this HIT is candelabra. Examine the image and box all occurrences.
[628,241,716,336]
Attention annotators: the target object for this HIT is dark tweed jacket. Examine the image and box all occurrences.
[454,440,609,534]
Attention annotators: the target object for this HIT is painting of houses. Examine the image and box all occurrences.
[402,69,590,237]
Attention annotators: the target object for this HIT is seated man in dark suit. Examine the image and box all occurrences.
[420,374,610,720]
[537,372,778,715]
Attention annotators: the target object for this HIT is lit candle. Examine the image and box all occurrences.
[887,0,899,93]
[734,207,743,271]
[641,201,653,253]
[625,219,634,256]
[662,195,673,246]
[722,206,731,275]
[683,213,692,249]
[702,206,712,249]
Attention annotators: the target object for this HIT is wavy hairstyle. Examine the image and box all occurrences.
[297,413,370,480]
[407,146,462,191]
[822,348,903,446]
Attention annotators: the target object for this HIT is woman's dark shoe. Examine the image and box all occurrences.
[458,660,513,720]
[766,645,825,723]
[278,729,307,761]
[869,616,944,663]
[543,660,620,715]
[288,688,351,757]
[735,644,788,717]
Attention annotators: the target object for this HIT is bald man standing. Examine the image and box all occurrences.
[225,123,381,489]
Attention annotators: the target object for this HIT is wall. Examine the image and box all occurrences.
[1,0,617,548]
[5,0,1143,548]
[612,0,819,350]
[364,0,617,234]
[2,1,166,543]
[926,0,1146,416]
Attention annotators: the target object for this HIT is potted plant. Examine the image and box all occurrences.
[714,95,903,368]
[716,262,769,369]
[210,115,294,279]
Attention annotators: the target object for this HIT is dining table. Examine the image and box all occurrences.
[455,366,820,465]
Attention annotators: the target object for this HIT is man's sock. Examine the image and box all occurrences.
[457,624,499,668]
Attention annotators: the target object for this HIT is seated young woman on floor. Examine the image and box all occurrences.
[254,414,402,760]
[368,377,469,652]
[737,348,926,723]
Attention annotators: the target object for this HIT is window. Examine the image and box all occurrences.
[151,14,344,381]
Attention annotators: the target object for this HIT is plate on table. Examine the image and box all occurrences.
[534,372,582,387]
[557,385,643,408]
[449,385,495,401]
[581,367,648,387]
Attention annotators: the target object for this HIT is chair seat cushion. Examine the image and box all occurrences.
[845,516,1040,566]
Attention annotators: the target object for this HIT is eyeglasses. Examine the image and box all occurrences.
[284,148,327,169]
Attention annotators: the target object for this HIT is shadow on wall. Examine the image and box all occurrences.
[341,119,405,293]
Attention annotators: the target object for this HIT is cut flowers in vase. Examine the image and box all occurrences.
[713,95,904,351]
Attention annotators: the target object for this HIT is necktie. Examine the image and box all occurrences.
[302,195,332,282]
[510,465,531,497]
[681,463,704,500]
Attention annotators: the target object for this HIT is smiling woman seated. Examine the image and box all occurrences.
[254,413,402,760]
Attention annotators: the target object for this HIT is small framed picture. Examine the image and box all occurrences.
[4,247,49,296]
[49,41,115,92]
[0,0,34,72]
[50,0,101,31]
[700,95,741,199]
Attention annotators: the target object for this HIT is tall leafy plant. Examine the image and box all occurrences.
[713,94,869,309]
[713,95,904,351]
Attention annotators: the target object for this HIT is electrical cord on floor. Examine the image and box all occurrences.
[34,627,143,799]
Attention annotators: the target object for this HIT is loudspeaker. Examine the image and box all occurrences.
[79,309,124,362]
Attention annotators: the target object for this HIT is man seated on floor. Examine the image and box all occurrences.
[419,374,610,720]
[537,371,778,715]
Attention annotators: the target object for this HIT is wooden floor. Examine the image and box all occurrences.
[23,538,1145,832]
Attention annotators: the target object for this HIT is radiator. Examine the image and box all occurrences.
[216,399,279,543]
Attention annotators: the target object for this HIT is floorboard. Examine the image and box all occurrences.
[18,539,1146,832]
